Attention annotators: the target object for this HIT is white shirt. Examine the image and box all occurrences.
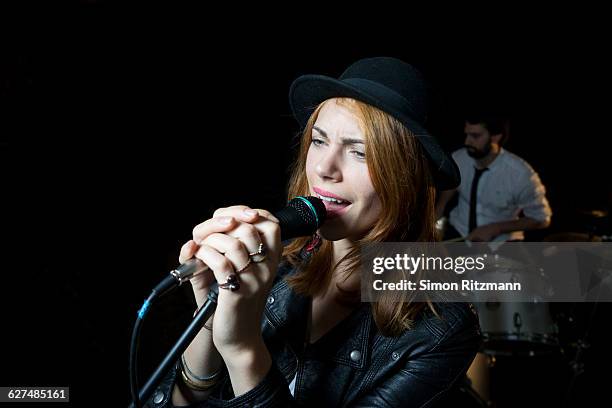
[289,373,296,396]
[449,148,552,242]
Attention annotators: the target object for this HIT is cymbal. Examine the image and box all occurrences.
[576,208,609,219]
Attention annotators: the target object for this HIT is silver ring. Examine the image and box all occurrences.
[248,242,267,263]
[218,274,240,291]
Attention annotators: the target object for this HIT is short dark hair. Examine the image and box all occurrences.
[465,114,509,145]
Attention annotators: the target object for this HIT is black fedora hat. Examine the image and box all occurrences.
[289,57,460,190]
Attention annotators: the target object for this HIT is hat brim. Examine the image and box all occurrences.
[289,74,460,190]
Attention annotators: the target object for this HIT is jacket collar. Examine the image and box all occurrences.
[264,271,373,369]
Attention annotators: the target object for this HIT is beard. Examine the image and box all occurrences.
[465,142,492,159]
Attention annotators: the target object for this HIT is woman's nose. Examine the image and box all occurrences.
[315,149,342,181]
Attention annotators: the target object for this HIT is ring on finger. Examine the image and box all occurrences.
[218,274,240,291]
[249,242,267,263]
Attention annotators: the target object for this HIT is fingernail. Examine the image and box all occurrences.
[218,216,232,225]
[243,209,257,216]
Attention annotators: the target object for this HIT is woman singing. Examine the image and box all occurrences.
[149,57,481,407]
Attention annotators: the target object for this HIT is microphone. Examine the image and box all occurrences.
[131,196,326,407]
[150,196,327,298]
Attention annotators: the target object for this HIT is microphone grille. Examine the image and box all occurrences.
[275,196,326,241]
[288,196,326,228]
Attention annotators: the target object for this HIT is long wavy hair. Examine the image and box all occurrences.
[282,98,438,337]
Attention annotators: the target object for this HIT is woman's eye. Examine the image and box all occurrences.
[351,150,366,159]
[311,139,325,146]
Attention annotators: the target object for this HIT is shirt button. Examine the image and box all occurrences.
[153,391,165,404]
[350,350,361,362]
[267,296,274,304]
[391,351,400,360]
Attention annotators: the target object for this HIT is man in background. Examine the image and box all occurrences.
[436,115,552,242]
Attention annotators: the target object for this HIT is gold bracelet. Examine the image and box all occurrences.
[181,354,220,381]
[179,355,221,391]
[180,367,219,391]
[180,365,220,391]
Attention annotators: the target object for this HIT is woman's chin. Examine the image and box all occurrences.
[318,216,375,242]
[318,224,348,242]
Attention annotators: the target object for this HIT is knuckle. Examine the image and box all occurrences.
[218,258,233,272]
[225,205,249,213]
[193,220,215,237]
[206,254,223,270]
[202,233,219,247]
[229,239,243,253]
[244,223,258,236]
[269,222,281,236]
[212,207,226,217]
[208,259,222,271]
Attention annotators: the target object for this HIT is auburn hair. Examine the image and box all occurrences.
[283,98,438,336]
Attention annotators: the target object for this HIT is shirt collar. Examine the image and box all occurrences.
[485,147,505,171]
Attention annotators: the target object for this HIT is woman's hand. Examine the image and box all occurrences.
[178,213,253,300]
[180,206,281,359]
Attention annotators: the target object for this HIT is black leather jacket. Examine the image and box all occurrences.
[146,261,482,407]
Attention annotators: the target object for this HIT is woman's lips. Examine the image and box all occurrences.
[321,200,351,219]
[311,187,352,219]
[313,187,350,202]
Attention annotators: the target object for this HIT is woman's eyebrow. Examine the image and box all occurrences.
[313,126,328,138]
[313,126,364,145]
[341,138,364,146]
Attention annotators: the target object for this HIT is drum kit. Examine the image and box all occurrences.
[439,208,612,407]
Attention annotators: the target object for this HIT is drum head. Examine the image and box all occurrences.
[471,253,559,356]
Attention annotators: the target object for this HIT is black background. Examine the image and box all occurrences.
[2,2,611,406]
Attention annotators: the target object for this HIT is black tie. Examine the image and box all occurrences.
[468,167,489,233]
